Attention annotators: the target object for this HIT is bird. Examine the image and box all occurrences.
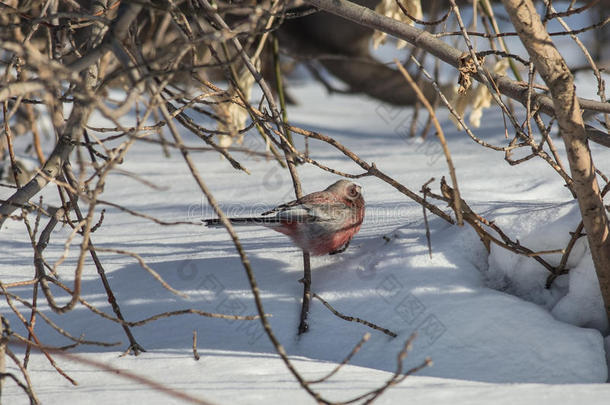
[204,180,365,256]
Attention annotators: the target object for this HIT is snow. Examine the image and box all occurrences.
[11,352,610,405]
[2,72,610,404]
[485,202,609,333]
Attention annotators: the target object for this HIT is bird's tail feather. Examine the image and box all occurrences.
[203,217,282,228]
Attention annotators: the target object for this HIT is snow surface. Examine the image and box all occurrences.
[2,73,610,404]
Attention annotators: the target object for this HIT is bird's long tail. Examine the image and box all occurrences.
[203,217,282,228]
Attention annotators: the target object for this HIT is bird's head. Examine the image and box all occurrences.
[326,179,364,206]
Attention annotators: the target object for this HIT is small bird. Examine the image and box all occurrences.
[204,180,365,255]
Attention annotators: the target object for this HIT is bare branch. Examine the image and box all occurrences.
[502,0,610,329]
[303,0,610,116]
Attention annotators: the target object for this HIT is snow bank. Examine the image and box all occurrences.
[485,202,608,333]
[2,79,609,404]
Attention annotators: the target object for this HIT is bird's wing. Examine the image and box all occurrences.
[275,202,347,223]
[261,190,328,216]
[262,191,346,221]
[275,204,320,222]
[261,199,299,216]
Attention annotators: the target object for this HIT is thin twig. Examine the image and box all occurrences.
[11,340,216,405]
[192,330,200,361]
[311,292,397,338]
[421,178,435,259]
[395,60,463,225]
[308,333,370,384]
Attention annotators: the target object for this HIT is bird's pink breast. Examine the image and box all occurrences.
[306,222,362,256]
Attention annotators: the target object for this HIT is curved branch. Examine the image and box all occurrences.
[0,104,91,228]
[0,3,143,228]
[302,0,610,116]
[502,0,610,330]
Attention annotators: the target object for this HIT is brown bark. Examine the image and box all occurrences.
[0,316,4,399]
[503,0,610,331]
[302,0,610,116]
[0,3,143,228]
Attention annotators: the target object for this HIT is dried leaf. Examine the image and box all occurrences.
[469,59,509,127]
[214,62,258,148]
[450,58,508,129]
[373,0,423,49]
[457,53,484,94]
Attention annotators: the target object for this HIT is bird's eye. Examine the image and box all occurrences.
[348,185,359,198]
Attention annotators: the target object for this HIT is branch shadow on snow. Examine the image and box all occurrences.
[4,215,606,384]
